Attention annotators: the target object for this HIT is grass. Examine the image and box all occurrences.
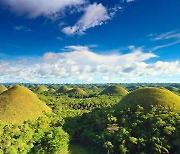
[67,88,87,95]
[0,84,7,94]
[120,87,180,111]
[49,88,56,92]
[0,85,51,123]
[57,86,72,93]
[100,86,128,96]
[37,85,48,92]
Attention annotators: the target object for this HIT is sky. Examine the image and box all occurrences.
[0,0,180,83]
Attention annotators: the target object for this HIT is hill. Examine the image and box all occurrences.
[165,86,178,92]
[0,85,51,123]
[49,88,56,93]
[67,88,87,95]
[57,86,71,93]
[120,87,180,111]
[37,85,48,92]
[100,86,128,96]
[0,84,7,94]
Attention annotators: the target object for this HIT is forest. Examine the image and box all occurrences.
[0,83,179,154]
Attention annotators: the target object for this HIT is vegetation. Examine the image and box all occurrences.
[67,88,88,97]
[100,86,128,96]
[57,86,71,93]
[0,85,51,123]
[120,87,180,111]
[0,84,7,94]
[0,83,179,153]
[37,85,48,92]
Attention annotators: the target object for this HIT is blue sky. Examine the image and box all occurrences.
[0,0,180,83]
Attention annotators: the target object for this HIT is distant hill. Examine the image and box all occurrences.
[49,88,56,93]
[100,86,128,96]
[165,86,178,92]
[0,84,7,94]
[0,85,51,123]
[57,86,71,93]
[37,85,48,92]
[67,88,87,95]
[120,87,180,111]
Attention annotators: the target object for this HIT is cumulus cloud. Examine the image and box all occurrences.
[62,3,110,35]
[0,0,85,18]
[0,45,180,83]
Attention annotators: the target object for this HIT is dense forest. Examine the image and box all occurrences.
[0,83,180,153]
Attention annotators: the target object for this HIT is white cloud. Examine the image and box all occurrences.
[14,25,32,32]
[125,0,135,3]
[0,0,85,18]
[62,3,110,35]
[1,45,180,83]
[150,30,180,41]
[149,30,180,51]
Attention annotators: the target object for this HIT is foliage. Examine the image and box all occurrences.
[64,105,180,154]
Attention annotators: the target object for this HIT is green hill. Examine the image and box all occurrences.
[120,87,180,111]
[0,85,51,123]
[37,85,48,92]
[57,86,71,93]
[67,88,87,95]
[0,84,7,94]
[49,88,56,93]
[100,86,128,96]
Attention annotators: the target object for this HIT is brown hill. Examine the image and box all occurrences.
[0,85,51,123]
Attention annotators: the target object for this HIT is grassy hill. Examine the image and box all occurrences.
[67,88,87,95]
[57,86,71,93]
[37,85,48,92]
[49,88,56,93]
[100,86,128,96]
[0,84,7,94]
[165,86,178,92]
[120,87,180,111]
[0,85,51,123]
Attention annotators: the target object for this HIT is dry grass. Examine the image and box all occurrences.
[0,85,51,123]
[0,84,7,94]
[67,88,87,95]
[57,86,72,93]
[37,85,48,92]
[100,86,128,96]
[120,87,180,111]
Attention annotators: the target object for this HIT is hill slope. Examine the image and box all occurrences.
[57,86,71,93]
[37,85,48,92]
[67,88,87,95]
[100,86,128,96]
[0,85,51,123]
[0,84,7,94]
[120,87,180,111]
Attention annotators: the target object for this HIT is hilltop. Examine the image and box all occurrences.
[100,86,128,96]
[120,87,180,111]
[0,85,51,123]
[67,88,87,95]
[57,86,71,93]
[37,85,48,92]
